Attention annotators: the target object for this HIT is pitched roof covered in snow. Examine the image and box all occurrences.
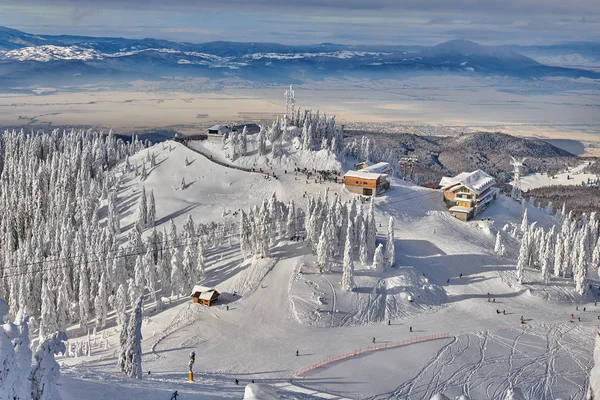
[439,170,496,194]
[344,170,386,180]
[191,285,220,297]
[361,162,393,175]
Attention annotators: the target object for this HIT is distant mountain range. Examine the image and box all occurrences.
[0,26,599,89]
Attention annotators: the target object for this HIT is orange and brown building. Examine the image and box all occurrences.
[439,170,499,221]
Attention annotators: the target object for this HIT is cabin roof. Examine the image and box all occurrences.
[191,285,220,297]
[439,170,495,194]
[344,170,386,180]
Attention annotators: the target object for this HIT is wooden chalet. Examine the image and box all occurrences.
[190,285,220,307]
[344,170,390,196]
[439,170,499,221]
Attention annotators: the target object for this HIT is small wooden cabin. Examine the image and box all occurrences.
[190,285,220,307]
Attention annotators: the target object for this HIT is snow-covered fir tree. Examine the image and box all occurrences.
[516,231,528,284]
[494,231,502,254]
[117,296,143,380]
[30,331,68,400]
[317,225,329,272]
[137,186,148,231]
[147,189,156,228]
[39,281,58,342]
[94,272,109,329]
[372,243,384,273]
[341,225,356,292]
[367,198,377,258]
[385,216,395,268]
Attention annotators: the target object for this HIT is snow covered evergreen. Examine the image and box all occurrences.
[117,296,143,379]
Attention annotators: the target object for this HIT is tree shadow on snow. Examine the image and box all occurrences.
[155,204,200,226]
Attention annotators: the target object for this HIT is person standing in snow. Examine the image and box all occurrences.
[409,326,412,332]
[372,337,376,343]
[170,391,179,400]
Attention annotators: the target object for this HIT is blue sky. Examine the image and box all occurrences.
[1,1,598,45]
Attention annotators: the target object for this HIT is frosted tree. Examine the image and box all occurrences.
[78,265,90,333]
[257,127,267,156]
[240,126,248,156]
[147,189,156,228]
[56,280,69,331]
[115,283,128,326]
[170,247,184,297]
[30,331,68,400]
[372,243,384,273]
[132,256,145,308]
[553,233,564,277]
[541,241,552,284]
[316,226,329,272]
[385,216,395,268]
[494,231,502,254]
[574,234,588,294]
[117,296,143,380]
[94,272,108,329]
[143,249,157,303]
[520,208,528,233]
[182,245,197,295]
[341,226,356,292]
[367,198,377,257]
[137,186,148,231]
[593,238,600,270]
[13,315,32,400]
[286,200,296,239]
[39,281,58,341]
[516,230,528,284]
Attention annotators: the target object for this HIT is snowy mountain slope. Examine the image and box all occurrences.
[421,39,540,67]
[46,133,598,400]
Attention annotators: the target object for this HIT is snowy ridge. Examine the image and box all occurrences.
[244,50,388,60]
[2,45,102,61]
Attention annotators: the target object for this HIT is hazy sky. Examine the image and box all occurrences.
[1,0,599,45]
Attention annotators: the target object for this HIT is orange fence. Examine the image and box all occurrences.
[294,332,450,377]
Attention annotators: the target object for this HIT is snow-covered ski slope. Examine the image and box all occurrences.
[58,141,596,400]
[515,161,599,191]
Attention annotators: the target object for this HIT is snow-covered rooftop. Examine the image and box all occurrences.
[449,205,473,213]
[344,170,386,180]
[439,169,495,194]
[362,162,393,174]
[191,285,219,296]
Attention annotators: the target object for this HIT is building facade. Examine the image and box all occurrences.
[439,170,499,221]
[344,170,390,196]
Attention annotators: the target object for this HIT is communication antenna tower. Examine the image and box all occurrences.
[284,85,295,121]
[510,156,526,201]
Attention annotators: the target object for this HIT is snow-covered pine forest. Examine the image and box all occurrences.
[511,206,600,293]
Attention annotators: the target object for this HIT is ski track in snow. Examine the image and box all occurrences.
[368,324,592,400]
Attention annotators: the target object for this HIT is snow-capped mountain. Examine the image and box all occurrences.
[0,26,598,89]
[2,45,102,61]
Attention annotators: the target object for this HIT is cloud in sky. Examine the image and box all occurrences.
[1,0,599,45]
